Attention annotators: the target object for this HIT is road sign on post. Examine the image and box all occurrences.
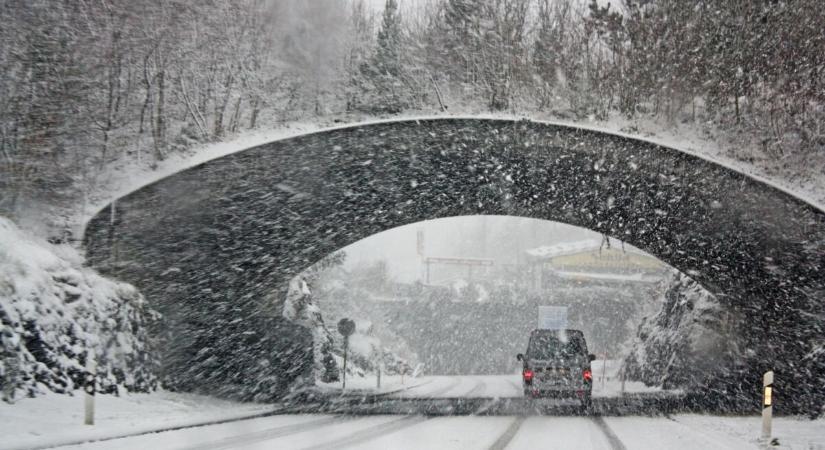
[337,318,356,391]
[762,370,774,442]
[538,306,568,330]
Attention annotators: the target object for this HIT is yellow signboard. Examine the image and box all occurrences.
[764,386,773,406]
[545,248,664,271]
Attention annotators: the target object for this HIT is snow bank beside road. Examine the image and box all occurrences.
[0,217,157,402]
[0,389,274,450]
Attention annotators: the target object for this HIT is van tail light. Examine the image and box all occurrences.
[583,369,592,382]
[523,369,534,383]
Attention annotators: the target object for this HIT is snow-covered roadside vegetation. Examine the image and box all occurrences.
[0,218,158,403]
[624,272,738,391]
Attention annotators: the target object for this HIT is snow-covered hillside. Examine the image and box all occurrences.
[623,271,737,390]
[0,217,158,402]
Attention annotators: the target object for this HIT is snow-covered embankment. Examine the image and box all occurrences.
[0,217,158,402]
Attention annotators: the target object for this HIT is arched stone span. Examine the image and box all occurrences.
[84,118,825,407]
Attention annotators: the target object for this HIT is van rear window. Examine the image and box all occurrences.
[528,332,586,359]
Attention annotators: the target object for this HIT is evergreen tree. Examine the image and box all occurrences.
[361,0,408,113]
[375,0,402,78]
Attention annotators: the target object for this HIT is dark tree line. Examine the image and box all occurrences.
[1,0,823,228]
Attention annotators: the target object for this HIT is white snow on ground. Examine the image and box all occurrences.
[40,413,825,450]
[78,113,825,236]
[0,390,274,450]
[64,415,402,450]
[5,374,817,450]
[354,416,514,450]
[319,373,671,399]
[316,373,430,396]
[606,416,753,449]
[605,415,825,450]
[672,415,825,450]
[590,359,668,398]
[505,417,613,449]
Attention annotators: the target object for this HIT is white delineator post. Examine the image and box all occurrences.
[376,365,381,389]
[762,370,774,442]
[620,365,626,396]
[342,336,348,392]
[84,354,96,425]
[601,352,608,390]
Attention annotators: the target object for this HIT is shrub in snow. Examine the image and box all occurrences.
[283,277,339,383]
[803,344,825,418]
[0,218,158,403]
[624,271,739,391]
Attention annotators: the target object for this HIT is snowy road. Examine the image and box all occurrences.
[337,372,669,400]
[388,375,521,398]
[50,413,824,450]
[4,381,822,450]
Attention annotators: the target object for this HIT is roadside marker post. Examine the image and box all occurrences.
[337,318,356,392]
[761,370,774,442]
[601,352,608,390]
[84,353,96,425]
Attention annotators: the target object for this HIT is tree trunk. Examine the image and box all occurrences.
[154,69,166,160]
[229,97,242,133]
[214,73,234,138]
[249,97,260,129]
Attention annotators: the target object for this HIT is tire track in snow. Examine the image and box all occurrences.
[487,416,526,450]
[396,376,462,398]
[299,415,430,450]
[464,377,487,397]
[424,377,464,397]
[591,416,627,450]
[506,379,523,397]
[181,415,353,450]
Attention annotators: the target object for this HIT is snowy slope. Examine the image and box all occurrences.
[0,217,158,402]
[624,271,736,390]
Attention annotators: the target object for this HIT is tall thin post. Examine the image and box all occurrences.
[762,370,774,443]
[84,353,96,425]
[337,318,355,393]
[342,336,348,391]
[601,352,608,390]
[426,259,431,284]
[376,365,381,389]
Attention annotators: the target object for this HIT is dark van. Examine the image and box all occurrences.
[517,329,596,409]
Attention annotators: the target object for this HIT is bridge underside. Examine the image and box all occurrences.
[84,119,825,410]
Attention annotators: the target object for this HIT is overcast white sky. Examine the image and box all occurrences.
[341,216,599,282]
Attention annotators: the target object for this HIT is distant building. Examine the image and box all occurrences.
[526,239,668,293]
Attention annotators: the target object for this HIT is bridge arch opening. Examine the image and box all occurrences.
[83,118,825,412]
[292,215,734,402]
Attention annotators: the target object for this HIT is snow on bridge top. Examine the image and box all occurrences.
[80,115,825,236]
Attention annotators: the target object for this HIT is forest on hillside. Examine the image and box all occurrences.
[1,0,823,226]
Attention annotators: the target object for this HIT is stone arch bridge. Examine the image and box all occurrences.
[84,118,825,410]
